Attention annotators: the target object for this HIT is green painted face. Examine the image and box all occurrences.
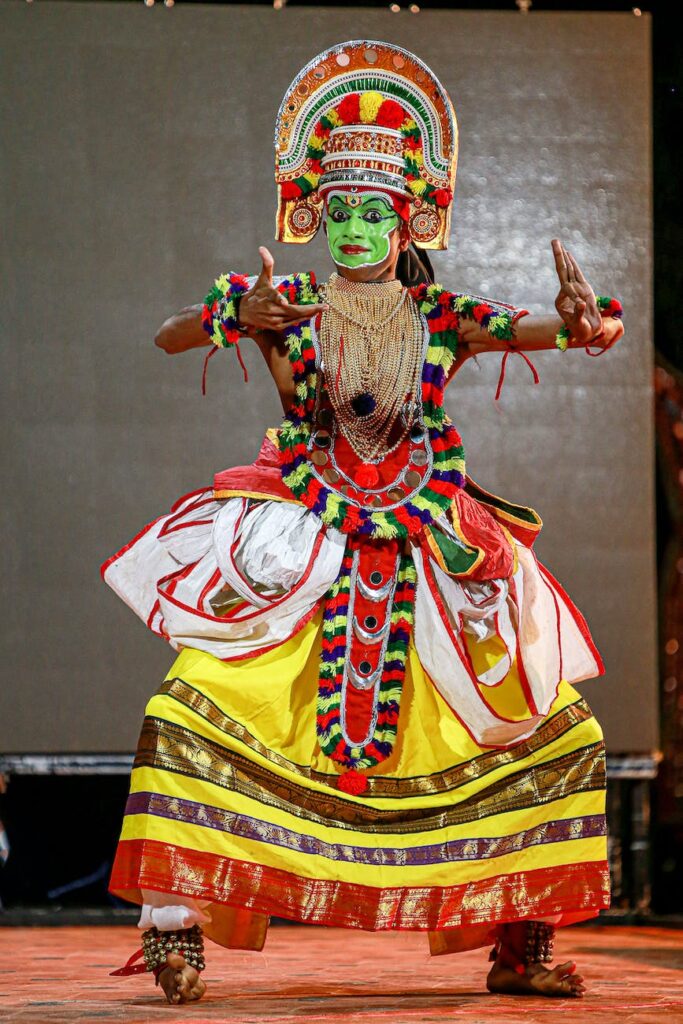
[325,194,400,269]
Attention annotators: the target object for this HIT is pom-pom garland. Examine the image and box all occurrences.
[205,272,527,538]
[277,277,472,541]
[316,544,418,776]
[202,273,251,347]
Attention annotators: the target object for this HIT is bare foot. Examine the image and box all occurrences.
[486,958,586,998]
[157,951,207,1005]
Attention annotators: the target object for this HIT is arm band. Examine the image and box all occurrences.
[201,273,251,348]
[555,295,624,352]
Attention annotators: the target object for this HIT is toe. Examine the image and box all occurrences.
[176,977,192,999]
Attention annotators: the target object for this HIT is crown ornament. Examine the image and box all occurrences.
[274,40,458,250]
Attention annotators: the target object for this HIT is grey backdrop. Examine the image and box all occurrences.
[1,3,655,753]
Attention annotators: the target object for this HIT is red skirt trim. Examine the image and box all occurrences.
[111,838,609,933]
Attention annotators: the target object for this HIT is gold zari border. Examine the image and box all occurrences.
[157,677,597,798]
[135,716,605,835]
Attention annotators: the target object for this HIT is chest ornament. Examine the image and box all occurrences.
[278,276,467,541]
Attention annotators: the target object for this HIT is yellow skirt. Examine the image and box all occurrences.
[110,612,609,955]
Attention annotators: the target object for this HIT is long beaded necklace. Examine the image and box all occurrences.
[317,274,425,463]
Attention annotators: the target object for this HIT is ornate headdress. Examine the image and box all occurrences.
[274,40,458,250]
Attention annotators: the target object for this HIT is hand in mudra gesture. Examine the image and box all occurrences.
[239,247,328,333]
[552,239,603,345]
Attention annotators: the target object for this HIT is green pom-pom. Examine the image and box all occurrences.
[556,325,570,352]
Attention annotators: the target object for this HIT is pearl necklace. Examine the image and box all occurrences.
[317,274,424,463]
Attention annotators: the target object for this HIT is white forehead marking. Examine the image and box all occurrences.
[325,190,395,209]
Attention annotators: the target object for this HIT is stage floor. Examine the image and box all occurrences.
[1,923,682,1023]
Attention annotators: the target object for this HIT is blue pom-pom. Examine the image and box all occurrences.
[351,392,376,417]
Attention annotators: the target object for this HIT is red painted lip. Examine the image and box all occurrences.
[339,244,370,254]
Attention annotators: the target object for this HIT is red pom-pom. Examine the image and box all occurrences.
[341,506,361,531]
[433,188,452,208]
[376,98,405,129]
[602,298,623,317]
[338,769,368,795]
[354,463,380,488]
[337,93,361,125]
[472,302,493,324]
[392,196,410,222]
[281,181,303,200]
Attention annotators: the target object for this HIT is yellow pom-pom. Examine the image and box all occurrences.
[326,108,342,128]
[359,91,384,124]
[405,146,423,166]
[308,133,325,153]
[408,178,427,196]
[303,170,321,187]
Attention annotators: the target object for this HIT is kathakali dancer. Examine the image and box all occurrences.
[104,40,624,1004]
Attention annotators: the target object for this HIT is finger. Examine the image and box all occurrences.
[257,289,288,307]
[260,318,310,332]
[561,243,576,282]
[263,299,294,316]
[261,286,289,306]
[282,315,321,327]
[267,312,322,329]
[283,302,329,319]
[257,246,275,287]
[561,284,580,304]
[566,250,588,284]
[551,239,569,284]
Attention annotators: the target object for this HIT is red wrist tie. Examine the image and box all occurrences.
[201,340,249,395]
[495,345,540,401]
[584,327,617,357]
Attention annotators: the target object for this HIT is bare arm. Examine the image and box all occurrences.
[154,304,210,354]
[153,299,295,411]
[449,239,623,376]
[464,313,624,355]
[153,248,327,412]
